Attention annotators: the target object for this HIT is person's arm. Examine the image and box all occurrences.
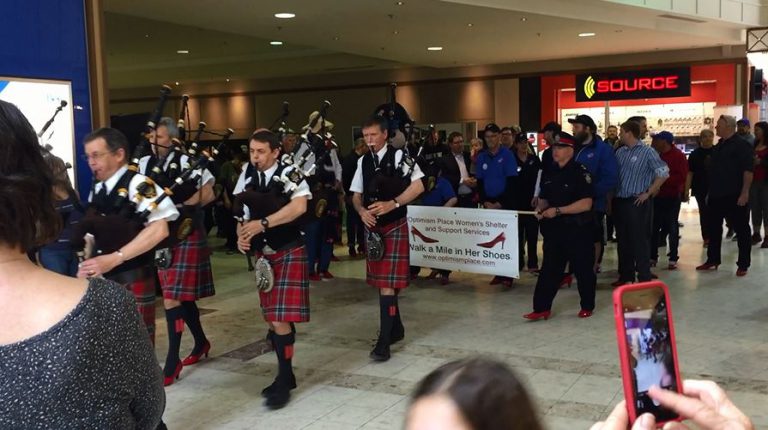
[539,198,593,219]
[738,171,753,206]
[594,145,619,201]
[684,172,693,202]
[184,182,215,206]
[635,176,667,206]
[77,220,170,277]
[238,196,308,251]
[353,192,375,228]
[444,197,458,207]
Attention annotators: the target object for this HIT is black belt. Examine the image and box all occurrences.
[106,265,154,285]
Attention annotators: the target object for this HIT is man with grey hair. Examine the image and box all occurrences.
[697,115,754,276]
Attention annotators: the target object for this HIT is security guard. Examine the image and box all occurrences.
[523,132,596,321]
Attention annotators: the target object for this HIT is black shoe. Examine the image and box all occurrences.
[264,385,291,410]
[370,342,391,361]
[261,374,297,397]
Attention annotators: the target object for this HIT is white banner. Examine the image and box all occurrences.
[406,206,520,278]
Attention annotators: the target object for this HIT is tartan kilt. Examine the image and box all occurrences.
[366,217,410,289]
[107,271,157,345]
[256,245,310,322]
[157,227,215,301]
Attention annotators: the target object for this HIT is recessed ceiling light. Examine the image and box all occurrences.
[177,50,189,54]
[578,32,596,37]
[520,17,527,22]
[144,34,150,38]
[393,30,399,35]
[175,82,179,85]
[333,36,340,40]
[270,40,283,46]
[467,23,473,27]
[226,78,230,82]
[274,12,295,19]
[396,1,404,5]
[427,46,443,51]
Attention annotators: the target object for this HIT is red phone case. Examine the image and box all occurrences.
[612,281,684,426]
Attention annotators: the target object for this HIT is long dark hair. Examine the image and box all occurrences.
[754,121,768,146]
[0,100,61,252]
[410,358,543,430]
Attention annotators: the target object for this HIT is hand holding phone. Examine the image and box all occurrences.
[613,282,683,425]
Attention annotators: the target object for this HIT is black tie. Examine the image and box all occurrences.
[373,153,380,169]
[259,172,267,188]
[95,185,108,205]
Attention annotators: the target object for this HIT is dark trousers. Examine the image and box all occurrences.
[518,215,539,269]
[533,220,596,312]
[345,202,365,252]
[706,195,752,269]
[215,205,237,250]
[614,198,653,282]
[606,214,616,239]
[651,197,682,262]
[457,194,476,208]
[305,218,333,274]
[694,194,710,242]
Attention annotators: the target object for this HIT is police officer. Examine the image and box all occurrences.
[350,115,425,362]
[75,128,180,343]
[234,129,311,409]
[523,132,596,321]
[138,117,217,386]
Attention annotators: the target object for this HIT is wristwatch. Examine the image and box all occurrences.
[260,218,270,229]
[555,207,561,216]
[393,199,400,208]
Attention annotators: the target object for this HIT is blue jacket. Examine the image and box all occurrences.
[575,135,618,212]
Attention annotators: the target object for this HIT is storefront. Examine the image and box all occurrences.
[539,63,742,153]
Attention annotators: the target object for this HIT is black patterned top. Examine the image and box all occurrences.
[0,278,165,429]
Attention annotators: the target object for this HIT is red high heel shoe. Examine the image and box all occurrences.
[477,232,506,249]
[182,340,211,366]
[163,362,183,386]
[736,268,748,277]
[559,274,573,289]
[695,262,719,271]
[523,311,551,321]
[411,226,439,243]
[578,309,593,318]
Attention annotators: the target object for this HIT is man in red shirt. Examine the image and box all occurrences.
[650,131,689,269]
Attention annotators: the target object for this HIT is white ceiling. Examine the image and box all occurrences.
[104,0,751,89]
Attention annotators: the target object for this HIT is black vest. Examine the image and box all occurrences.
[81,169,153,275]
[362,146,409,226]
[144,152,198,204]
[239,165,303,251]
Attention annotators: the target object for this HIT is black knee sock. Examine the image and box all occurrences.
[164,306,184,376]
[181,301,208,354]
[378,295,396,345]
[391,295,402,333]
[273,332,295,385]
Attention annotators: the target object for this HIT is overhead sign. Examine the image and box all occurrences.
[576,68,691,102]
[407,206,520,278]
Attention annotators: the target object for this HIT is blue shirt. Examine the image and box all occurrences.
[421,177,456,206]
[575,135,618,212]
[615,141,670,198]
[475,146,518,199]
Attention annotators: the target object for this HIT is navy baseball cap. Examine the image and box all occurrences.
[483,123,501,134]
[539,121,562,133]
[652,131,674,144]
[568,114,597,131]
[737,118,750,126]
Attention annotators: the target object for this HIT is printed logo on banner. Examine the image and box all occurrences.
[406,206,520,278]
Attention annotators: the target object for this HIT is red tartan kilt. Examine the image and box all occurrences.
[366,218,410,289]
[257,245,310,322]
[107,272,157,345]
[157,228,215,301]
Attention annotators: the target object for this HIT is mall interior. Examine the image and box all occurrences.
[3,0,768,429]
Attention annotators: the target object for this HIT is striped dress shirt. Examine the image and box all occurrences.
[615,141,669,198]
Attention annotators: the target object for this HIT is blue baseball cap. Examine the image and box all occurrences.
[652,131,674,144]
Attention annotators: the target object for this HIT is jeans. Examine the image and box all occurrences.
[305,219,332,274]
[39,247,78,277]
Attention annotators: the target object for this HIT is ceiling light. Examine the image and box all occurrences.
[274,12,295,19]
[427,46,443,51]
[467,23,473,27]
[175,82,179,85]
[578,32,596,37]
[396,1,404,5]
[393,30,399,35]
[333,36,340,40]
[520,17,527,22]
[270,41,283,46]
[226,78,230,82]
[144,34,150,38]
[177,50,189,54]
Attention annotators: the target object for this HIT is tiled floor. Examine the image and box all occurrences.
[159,207,768,429]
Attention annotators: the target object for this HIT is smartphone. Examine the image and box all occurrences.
[613,282,683,425]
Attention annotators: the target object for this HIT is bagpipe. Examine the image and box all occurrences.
[372,83,428,179]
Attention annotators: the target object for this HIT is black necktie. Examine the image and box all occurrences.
[259,172,266,188]
[95,184,108,205]
[373,153,380,169]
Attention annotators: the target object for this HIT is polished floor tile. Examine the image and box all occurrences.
[157,209,768,429]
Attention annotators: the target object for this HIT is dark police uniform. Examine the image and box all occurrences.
[531,158,596,314]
